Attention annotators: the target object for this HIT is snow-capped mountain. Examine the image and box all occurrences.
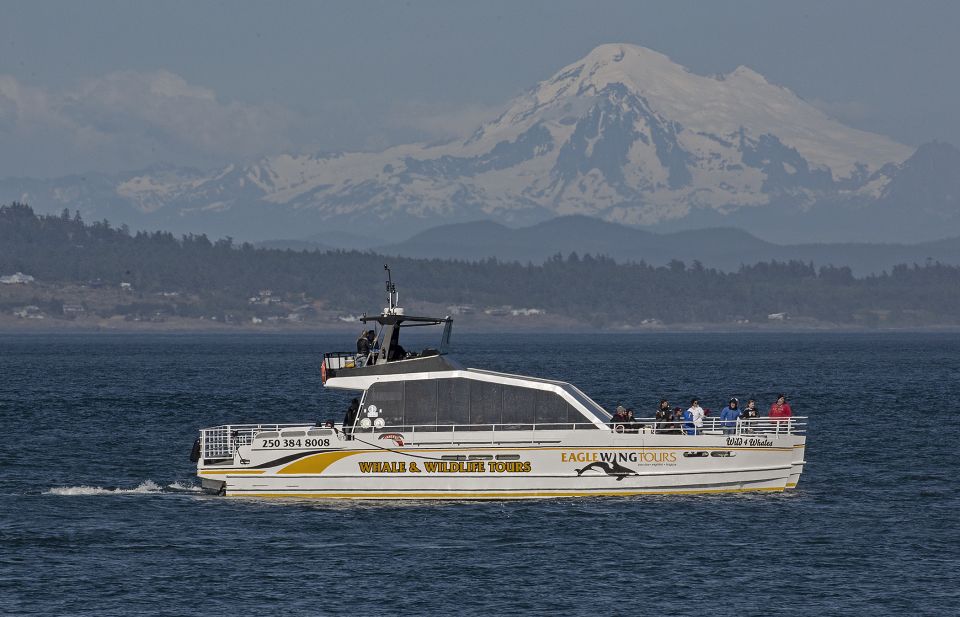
[3,43,957,242]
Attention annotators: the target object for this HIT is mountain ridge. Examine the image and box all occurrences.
[373,215,960,275]
[3,43,959,243]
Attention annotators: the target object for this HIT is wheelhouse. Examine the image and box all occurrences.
[321,266,457,386]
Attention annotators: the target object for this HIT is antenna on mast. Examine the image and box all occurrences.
[384,264,399,313]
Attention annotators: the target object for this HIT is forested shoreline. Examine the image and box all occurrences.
[2,202,959,327]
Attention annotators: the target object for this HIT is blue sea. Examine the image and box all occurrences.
[1,332,957,616]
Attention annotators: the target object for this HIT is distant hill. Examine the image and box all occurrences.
[256,239,334,252]
[4,202,960,328]
[377,215,960,275]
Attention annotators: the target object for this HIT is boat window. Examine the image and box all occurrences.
[710,451,735,457]
[281,430,306,437]
[363,377,594,431]
[496,454,521,460]
[307,429,333,436]
[404,380,439,426]
[441,455,467,461]
[468,454,493,460]
[255,431,279,438]
[535,390,578,426]
[683,451,709,457]
[363,382,405,427]
[438,378,470,426]
[502,386,536,427]
[469,380,502,426]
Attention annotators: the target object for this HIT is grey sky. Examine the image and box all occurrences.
[2,0,958,177]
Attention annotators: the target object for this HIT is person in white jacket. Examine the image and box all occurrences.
[686,398,705,435]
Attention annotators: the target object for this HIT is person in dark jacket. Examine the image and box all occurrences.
[741,399,759,432]
[611,405,630,432]
[343,398,360,430]
[356,329,376,365]
[655,399,672,433]
[342,398,360,437]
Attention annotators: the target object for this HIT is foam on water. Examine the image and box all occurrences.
[44,480,164,496]
[166,481,202,492]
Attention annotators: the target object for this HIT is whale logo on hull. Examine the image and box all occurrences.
[575,461,638,481]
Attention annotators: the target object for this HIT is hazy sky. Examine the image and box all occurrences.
[2,0,958,177]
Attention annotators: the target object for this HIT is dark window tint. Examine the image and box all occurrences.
[404,380,439,427]
[502,385,536,427]
[437,378,469,426]
[536,390,575,426]
[364,378,591,431]
[469,381,502,426]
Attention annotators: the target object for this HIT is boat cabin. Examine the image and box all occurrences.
[322,266,457,386]
[321,266,612,431]
[351,369,611,432]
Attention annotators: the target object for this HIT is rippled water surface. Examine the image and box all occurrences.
[1,332,957,616]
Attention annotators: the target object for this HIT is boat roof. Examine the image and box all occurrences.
[361,312,451,327]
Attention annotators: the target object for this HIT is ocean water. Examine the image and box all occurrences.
[1,331,957,616]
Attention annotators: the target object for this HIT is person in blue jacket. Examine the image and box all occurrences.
[719,398,741,434]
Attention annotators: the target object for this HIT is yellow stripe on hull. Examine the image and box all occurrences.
[228,486,785,500]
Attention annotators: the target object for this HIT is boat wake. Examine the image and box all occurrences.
[44,480,202,496]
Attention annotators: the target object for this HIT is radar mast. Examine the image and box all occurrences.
[384,264,401,315]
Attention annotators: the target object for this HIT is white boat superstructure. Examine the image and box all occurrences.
[193,267,806,499]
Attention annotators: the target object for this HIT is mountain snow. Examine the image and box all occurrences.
[2,43,922,237]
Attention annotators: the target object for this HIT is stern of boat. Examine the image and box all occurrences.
[192,423,347,495]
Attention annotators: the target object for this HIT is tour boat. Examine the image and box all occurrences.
[192,268,806,499]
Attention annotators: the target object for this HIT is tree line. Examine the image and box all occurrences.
[2,202,958,325]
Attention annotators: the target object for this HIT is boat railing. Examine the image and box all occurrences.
[199,416,806,460]
[323,352,357,370]
[354,417,806,445]
[607,417,807,435]
[199,423,318,460]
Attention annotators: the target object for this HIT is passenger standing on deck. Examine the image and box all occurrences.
[655,399,672,433]
[681,407,693,435]
[671,407,684,434]
[356,329,376,366]
[719,398,741,434]
[612,405,630,432]
[342,398,360,438]
[769,394,793,421]
[685,398,705,435]
[741,399,759,432]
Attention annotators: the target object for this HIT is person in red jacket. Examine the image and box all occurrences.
[769,394,792,420]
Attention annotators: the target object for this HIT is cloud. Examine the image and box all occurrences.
[0,70,507,177]
[0,71,303,177]
[387,100,506,143]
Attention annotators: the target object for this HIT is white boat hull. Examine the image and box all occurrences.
[198,427,801,499]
